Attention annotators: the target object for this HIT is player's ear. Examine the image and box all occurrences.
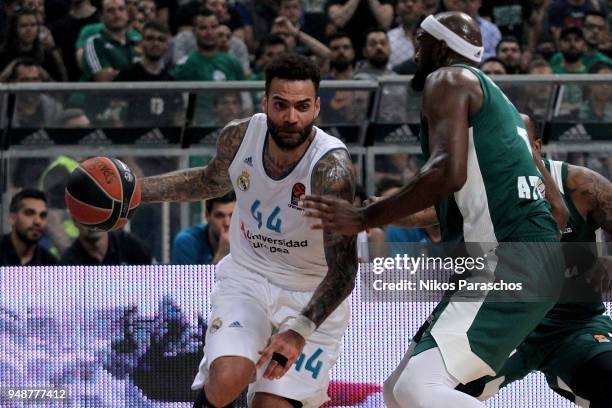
[314,96,320,118]
[437,40,449,65]
[261,94,268,114]
[8,212,16,226]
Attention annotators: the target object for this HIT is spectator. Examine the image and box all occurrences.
[321,32,365,124]
[528,57,554,74]
[269,16,332,60]
[115,21,184,127]
[3,58,63,128]
[388,0,424,68]
[172,8,245,125]
[212,92,242,126]
[80,0,140,82]
[216,24,251,76]
[0,188,58,266]
[535,31,558,61]
[354,28,408,122]
[0,0,22,45]
[0,7,67,81]
[249,34,289,80]
[375,178,436,257]
[552,25,588,73]
[445,0,501,60]
[61,221,153,265]
[496,36,523,73]
[325,0,395,58]
[354,28,392,78]
[54,107,92,127]
[50,0,99,81]
[171,192,235,265]
[204,0,249,42]
[524,0,552,55]
[481,0,525,42]
[579,61,612,121]
[353,184,386,262]
[481,57,508,75]
[550,11,612,68]
[277,0,328,42]
[549,0,608,45]
[422,0,442,14]
[75,0,142,70]
[233,0,277,51]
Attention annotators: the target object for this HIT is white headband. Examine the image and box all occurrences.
[420,15,484,63]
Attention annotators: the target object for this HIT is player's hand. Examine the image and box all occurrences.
[256,330,305,380]
[300,195,366,235]
[363,196,381,207]
[586,256,612,295]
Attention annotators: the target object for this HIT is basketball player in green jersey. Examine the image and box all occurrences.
[301,12,567,407]
[458,118,612,408]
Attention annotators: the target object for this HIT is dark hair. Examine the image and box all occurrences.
[528,58,551,72]
[264,54,321,95]
[256,34,288,60]
[375,177,403,197]
[327,31,352,45]
[7,57,42,82]
[9,188,47,213]
[588,61,612,74]
[364,27,387,45]
[206,191,236,214]
[480,57,505,67]
[195,6,216,22]
[143,20,170,35]
[496,36,521,53]
[1,7,42,58]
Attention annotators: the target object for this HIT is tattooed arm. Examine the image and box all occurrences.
[301,148,358,326]
[567,165,612,234]
[140,118,249,202]
[255,149,357,380]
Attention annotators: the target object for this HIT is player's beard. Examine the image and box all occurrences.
[15,226,40,246]
[411,55,437,92]
[267,117,314,151]
[561,49,583,63]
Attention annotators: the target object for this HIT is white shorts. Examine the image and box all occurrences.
[191,258,351,408]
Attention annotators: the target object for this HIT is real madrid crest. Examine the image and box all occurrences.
[237,170,250,191]
[210,317,223,333]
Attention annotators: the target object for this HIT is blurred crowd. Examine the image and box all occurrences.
[0,0,611,128]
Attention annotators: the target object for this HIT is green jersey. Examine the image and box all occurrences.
[543,158,605,319]
[76,22,142,50]
[420,64,557,243]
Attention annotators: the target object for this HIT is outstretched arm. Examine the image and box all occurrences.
[568,165,612,234]
[140,119,248,202]
[521,113,569,232]
[302,68,473,234]
[256,149,357,380]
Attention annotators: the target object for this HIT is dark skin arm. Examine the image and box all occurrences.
[521,113,569,232]
[256,149,357,379]
[301,67,480,234]
[566,164,612,293]
[140,118,249,202]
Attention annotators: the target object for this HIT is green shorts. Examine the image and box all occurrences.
[414,238,565,384]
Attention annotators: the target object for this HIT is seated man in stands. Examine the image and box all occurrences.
[0,188,58,266]
[61,221,153,265]
[171,192,235,265]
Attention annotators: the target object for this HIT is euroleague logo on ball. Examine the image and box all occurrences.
[288,182,305,211]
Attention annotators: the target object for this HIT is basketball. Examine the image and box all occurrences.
[65,157,141,231]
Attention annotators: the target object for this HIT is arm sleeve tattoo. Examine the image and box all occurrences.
[573,167,612,234]
[140,118,249,203]
[301,148,358,327]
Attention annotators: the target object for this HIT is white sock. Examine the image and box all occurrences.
[392,347,486,408]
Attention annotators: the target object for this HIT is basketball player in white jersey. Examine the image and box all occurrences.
[137,54,358,408]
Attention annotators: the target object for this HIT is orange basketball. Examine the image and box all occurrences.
[65,157,141,231]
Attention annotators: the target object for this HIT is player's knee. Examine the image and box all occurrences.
[391,365,428,408]
[206,357,254,406]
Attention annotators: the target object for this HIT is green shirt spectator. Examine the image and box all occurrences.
[549,51,612,70]
[76,22,142,50]
[80,30,139,81]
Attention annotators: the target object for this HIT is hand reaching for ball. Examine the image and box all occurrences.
[65,157,141,231]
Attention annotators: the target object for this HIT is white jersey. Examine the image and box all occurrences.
[222,113,347,291]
